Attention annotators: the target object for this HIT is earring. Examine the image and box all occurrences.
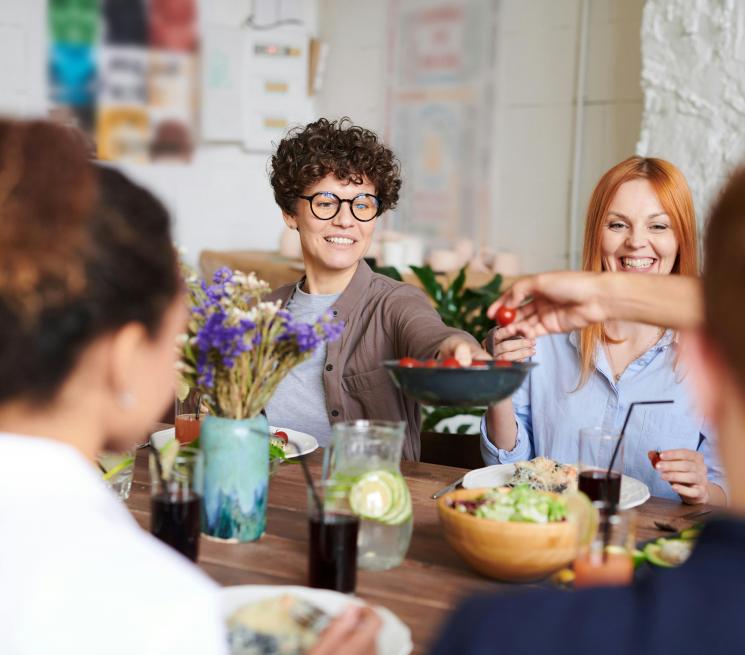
[118,391,135,408]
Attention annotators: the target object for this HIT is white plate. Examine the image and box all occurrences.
[150,427,175,450]
[462,463,651,510]
[270,426,319,458]
[149,426,319,459]
[220,585,412,655]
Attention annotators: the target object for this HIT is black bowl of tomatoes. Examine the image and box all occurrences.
[384,357,536,407]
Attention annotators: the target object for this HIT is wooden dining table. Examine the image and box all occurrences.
[126,443,713,655]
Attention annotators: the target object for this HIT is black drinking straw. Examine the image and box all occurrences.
[296,448,324,520]
[601,399,674,559]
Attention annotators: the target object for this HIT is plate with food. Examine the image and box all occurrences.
[221,585,412,655]
[462,456,650,510]
[270,427,318,459]
[384,358,536,406]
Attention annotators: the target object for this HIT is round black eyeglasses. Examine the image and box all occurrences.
[298,192,381,222]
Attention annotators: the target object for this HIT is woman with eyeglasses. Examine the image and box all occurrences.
[265,118,488,459]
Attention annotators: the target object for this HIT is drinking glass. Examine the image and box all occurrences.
[149,447,203,562]
[175,387,205,444]
[574,503,636,588]
[325,420,413,571]
[98,448,135,501]
[307,480,359,593]
[578,427,624,504]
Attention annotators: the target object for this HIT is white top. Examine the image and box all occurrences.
[0,433,227,655]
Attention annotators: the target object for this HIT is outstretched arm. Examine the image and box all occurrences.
[486,271,703,339]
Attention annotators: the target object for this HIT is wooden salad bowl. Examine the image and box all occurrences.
[437,487,578,582]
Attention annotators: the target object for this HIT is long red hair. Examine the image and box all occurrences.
[577,156,698,387]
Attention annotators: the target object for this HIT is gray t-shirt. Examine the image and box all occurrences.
[265,283,340,447]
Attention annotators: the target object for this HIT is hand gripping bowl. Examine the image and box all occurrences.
[437,488,578,582]
[384,361,536,406]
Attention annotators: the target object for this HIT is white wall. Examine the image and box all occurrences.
[1,0,646,273]
[637,0,745,227]
[315,0,645,273]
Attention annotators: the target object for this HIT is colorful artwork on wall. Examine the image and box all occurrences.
[385,0,496,245]
[47,0,198,162]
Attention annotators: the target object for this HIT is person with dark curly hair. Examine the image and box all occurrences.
[265,118,488,459]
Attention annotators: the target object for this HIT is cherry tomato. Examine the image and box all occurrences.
[442,357,461,368]
[273,430,289,443]
[496,305,516,326]
[494,360,512,367]
[399,357,421,368]
[424,359,439,368]
[648,450,661,468]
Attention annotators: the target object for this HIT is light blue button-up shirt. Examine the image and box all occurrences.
[480,331,726,501]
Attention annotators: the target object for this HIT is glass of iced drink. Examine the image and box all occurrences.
[574,503,636,588]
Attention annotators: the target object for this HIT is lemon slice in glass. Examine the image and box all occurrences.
[157,437,180,481]
[100,454,134,481]
[349,471,400,520]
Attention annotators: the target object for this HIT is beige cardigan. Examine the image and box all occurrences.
[266,261,478,460]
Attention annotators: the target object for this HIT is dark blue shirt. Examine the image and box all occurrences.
[430,518,745,655]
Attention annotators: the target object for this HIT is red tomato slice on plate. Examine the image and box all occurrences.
[442,357,461,368]
[273,430,289,443]
[399,357,421,368]
[424,359,439,368]
[494,360,512,367]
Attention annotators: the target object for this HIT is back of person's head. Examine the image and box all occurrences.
[0,119,180,411]
[703,167,745,393]
[270,117,402,216]
[582,156,698,276]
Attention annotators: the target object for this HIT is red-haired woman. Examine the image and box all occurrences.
[483,157,726,505]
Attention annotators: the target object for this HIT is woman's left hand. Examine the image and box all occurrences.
[438,336,491,366]
[655,449,709,504]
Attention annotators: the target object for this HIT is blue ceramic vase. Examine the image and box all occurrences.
[200,414,269,542]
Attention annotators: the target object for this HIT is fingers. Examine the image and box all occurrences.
[490,336,535,362]
[671,482,709,504]
[309,606,380,655]
[340,607,381,655]
[487,279,536,320]
[657,450,706,487]
[453,342,474,366]
[661,470,705,485]
[659,449,701,462]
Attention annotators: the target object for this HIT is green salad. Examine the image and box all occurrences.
[451,485,568,523]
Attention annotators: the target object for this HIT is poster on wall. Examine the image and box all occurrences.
[47,0,198,163]
[385,0,496,245]
[48,0,99,133]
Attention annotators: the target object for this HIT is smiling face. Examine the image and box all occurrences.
[600,179,679,275]
[283,174,378,279]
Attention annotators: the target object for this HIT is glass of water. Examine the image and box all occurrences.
[97,449,136,501]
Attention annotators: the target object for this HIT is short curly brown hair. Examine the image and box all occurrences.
[270,117,402,216]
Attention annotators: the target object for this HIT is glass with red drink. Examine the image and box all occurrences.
[175,387,205,444]
[578,427,624,505]
[149,446,203,561]
[307,480,359,594]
